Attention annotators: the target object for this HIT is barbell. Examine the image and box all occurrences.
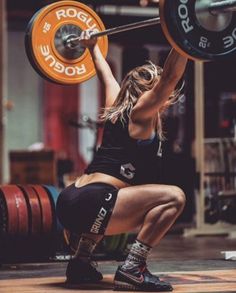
[25,0,236,85]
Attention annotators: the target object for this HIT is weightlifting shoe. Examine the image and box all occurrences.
[114,263,173,291]
[66,258,103,284]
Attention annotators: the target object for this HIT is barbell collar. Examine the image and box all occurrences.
[67,17,161,48]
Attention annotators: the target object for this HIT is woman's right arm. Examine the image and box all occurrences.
[80,30,120,108]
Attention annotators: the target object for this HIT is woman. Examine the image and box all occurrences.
[56,30,188,292]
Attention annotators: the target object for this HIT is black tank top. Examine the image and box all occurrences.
[84,115,163,185]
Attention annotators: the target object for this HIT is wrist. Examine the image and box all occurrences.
[89,44,100,55]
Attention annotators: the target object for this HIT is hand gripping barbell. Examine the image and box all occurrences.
[25,0,236,85]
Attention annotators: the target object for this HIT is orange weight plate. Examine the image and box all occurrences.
[31,185,53,235]
[25,0,108,84]
[0,185,29,235]
[18,185,42,236]
[25,8,55,83]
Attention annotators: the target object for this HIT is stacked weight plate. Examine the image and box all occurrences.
[0,184,129,261]
[0,185,29,261]
[0,184,61,262]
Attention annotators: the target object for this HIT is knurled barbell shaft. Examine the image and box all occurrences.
[67,17,161,48]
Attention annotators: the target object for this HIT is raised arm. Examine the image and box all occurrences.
[79,30,120,108]
[131,49,188,122]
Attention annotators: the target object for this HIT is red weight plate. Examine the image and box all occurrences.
[31,185,53,235]
[0,185,29,235]
[18,185,42,236]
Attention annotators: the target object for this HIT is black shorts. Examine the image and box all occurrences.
[56,182,118,235]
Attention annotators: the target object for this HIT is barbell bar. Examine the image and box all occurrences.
[66,17,161,48]
[195,0,236,13]
[25,0,236,85]
[209,0,236,13]
[66,0,236,49]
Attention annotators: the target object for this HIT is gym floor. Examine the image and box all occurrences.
[1,235,236,292]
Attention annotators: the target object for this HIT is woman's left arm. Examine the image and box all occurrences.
[131,49,188,122]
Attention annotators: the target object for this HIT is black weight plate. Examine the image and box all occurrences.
[43,185,63,233]
[160,0,236,61]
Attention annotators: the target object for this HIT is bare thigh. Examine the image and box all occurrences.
[105,184,184,235]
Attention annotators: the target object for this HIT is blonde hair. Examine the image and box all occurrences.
[101,61,183,140]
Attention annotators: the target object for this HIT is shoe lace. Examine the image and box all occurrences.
[142,265,161,282]
[139,263,172,289]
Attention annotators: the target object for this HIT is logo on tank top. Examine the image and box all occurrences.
[120,163,136,180]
